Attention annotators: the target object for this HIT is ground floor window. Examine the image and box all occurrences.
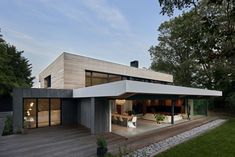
[23,99,37,128]
[23,98,61,129]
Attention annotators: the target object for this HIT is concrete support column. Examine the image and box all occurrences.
[171,100,175,124]
[90,98,110,134]
[90,97,95,134]
[109,100,112,132]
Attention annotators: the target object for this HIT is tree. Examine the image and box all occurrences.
[0,31,34,95]
[149,11,198,87]
[158,0,235,16]
[151,0,235,111]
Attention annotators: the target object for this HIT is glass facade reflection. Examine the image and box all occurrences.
[50,99,61,125]
[24,99,36,128]
[38,99,49,127]
[85,70,168,87]
[23,98,61,128]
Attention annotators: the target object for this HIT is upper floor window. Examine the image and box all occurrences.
[44,75,51,88]
[85,70,169,87]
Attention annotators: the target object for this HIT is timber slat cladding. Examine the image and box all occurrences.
[39,52,173,89]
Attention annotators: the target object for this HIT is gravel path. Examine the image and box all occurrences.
[127,119,226,157]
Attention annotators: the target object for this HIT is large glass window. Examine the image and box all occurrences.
[85,71,126,87]
[24,99,36,128]
[38,99,49,127]
[91,72,108,85]
[24,98,61,128]
[109,74,122,82]
[85,71,92,87]
[50,99,61,126]
[85,70,169,87]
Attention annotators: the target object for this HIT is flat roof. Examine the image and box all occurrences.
[73,80,222,98]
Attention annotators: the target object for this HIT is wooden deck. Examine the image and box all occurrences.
[0,125,125,157]
[0,117,216,157]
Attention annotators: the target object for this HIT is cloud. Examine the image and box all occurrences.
[2,27,56,57]
[82,0,130,32]
[39,0,132,37]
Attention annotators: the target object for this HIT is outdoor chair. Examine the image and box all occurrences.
[127,116,137,128]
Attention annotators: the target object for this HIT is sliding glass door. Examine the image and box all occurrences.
[23,98,61,128]
[24,99,37,128]
[50,99,61,126]
[38,99,49,127]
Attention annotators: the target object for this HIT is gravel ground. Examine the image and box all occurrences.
[127,119,226,157]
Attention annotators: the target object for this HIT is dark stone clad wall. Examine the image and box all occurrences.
[78,98,94,130]
[61,99,78,125]
[78,98,110,134]
[13,88,111,134]
[94,98,110,134]
[78,97,110,134]
[13,88,73,133]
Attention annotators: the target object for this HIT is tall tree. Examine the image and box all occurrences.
[158,0,235,16]
[151,0,235,111]
[0,31,34,95]
[149,12,198,87]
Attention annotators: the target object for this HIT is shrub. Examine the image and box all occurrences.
[97,137,107,148]
[97,137,108,157]
[154,113,165,124]
[2,115,13,136]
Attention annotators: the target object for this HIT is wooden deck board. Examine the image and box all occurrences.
[0,117,216,157]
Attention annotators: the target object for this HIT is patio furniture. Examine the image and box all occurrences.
[142,113,183,123]
[118,117,124,126]
[127,116,137,128]
[112,115,118,124]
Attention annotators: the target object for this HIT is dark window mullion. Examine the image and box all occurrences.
[36,99,38,128]
[107,74,110,82]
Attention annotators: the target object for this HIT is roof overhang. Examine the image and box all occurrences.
[73,80,222,98]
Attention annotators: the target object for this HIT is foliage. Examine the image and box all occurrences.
[156,119,235,157]
[97,137,107,148]
[226,92,235,113]
[193,99,208,115]
[2,115,13,136]
[150,0,235,112]
[158,0,235,16]
[0,30,34,95]
[154,113,165,123]
[159,0,199,16]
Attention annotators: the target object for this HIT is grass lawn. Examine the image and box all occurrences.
[157,118,235,157]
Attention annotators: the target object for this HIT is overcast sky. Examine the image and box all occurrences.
[0,0,182,87]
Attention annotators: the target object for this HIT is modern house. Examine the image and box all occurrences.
[13,52,222,136]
